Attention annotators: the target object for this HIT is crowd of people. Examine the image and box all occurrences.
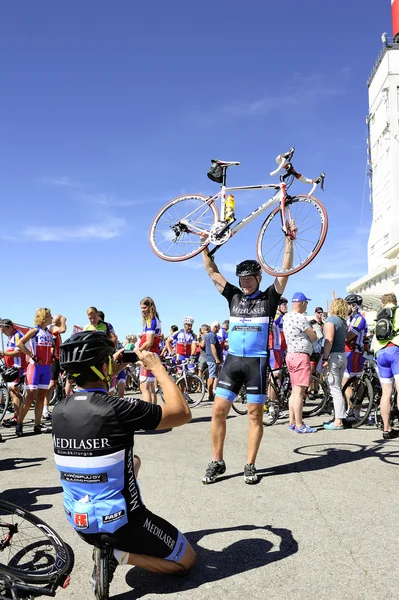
[1,241,399,592]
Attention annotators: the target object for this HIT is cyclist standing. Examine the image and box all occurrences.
[342,294,368,419]
[0,319,27,428]
[52,331,195,593]
[201,230,294,485]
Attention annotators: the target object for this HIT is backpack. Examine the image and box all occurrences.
[375,306,398,341]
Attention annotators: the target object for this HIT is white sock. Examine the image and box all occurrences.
[113,549,129,565]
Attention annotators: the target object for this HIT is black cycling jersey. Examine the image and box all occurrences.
[52,389,162,535]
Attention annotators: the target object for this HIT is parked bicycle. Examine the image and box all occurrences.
[0,499,74,599]
[150,147,327,276]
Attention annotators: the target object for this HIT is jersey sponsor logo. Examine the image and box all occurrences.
[143,518,176,551]
[126,448,140,512]
[231,306,266,315]
[103,510,125,524]
[53,437,111,451]
[232,325,262,332]
[61,472,108,484]
[74,512,89,529]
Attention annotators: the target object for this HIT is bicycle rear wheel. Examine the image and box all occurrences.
[0,500,73,585]
[231,386,248,415]
[257,195,328,276]
[263,383,280,426]
[149,194,219,261]
[342,376,374,428]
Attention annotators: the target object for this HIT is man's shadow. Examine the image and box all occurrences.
[111,524,297,599]
[0,486,63,511]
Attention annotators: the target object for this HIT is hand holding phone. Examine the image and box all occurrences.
[121,351,139,364]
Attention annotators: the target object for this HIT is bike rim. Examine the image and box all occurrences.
[257,195,328,276]
[149,195,219,261]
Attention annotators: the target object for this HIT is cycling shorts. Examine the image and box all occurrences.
[8,369,24,388]
[215,353,268,404]
[269,349,284,372]
[344,352,365,377]
[26,363,51,390]
[140,366,155,382]
[78,507,187,563]
[51,359,61,381]
[376,345,399,383]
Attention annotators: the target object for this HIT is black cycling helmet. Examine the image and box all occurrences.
[278,297,288,305]
[60,330,115,387]
[345,294,363,306]
[236,260,262,277]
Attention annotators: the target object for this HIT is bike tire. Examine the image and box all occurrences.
[263,383,280,426]
[149,194,219,261]
[0,385,11,425]
[0,499,74,585]
[231,386,248,415]
[176,374,205,407]
[302,374,329,417]
[342,376,374,428]
[257,194,328,276]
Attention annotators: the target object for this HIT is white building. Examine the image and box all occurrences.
[347,28,399,316]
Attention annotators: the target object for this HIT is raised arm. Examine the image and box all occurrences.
[202,248,227,294]
[274,223,295,295]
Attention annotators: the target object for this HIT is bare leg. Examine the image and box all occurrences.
[381,382,394,431]
[247,403,264,464]
[290,385,307,428]
[210,396,231,462]
[9,387,20,419]
[34,389,48,426]
[19,389,36,423]
[125,542,196,574]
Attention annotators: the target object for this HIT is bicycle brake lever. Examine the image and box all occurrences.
[320,172,325,191]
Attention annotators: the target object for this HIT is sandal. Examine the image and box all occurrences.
[295,424,317,434]
[323,422,344,430]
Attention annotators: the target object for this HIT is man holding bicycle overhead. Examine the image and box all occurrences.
[52,331,196,594]
[201,230,294,485]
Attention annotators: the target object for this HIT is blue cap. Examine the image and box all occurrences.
[292,292,311,302]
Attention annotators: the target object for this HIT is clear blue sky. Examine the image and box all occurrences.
[0,0,391,339]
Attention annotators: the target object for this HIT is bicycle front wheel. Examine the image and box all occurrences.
[257,195,328,276]
[149,194,219,261]
[302,374,329,417]
[176,375,205,407]
[0,384,11,425]
[343,376,374,428]
[0,500,74,585]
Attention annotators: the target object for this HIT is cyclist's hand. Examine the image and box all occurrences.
[32,355,43,364]
[135,349,163,373]
[322,359,328,370]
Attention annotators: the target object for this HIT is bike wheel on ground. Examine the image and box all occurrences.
[342,376,374,427]
[0,499,74,585]
[0,385,11,425]
[263,383,281,426]
[176,375,205,407]
[149,195,219,261]
[302,374,329,417]
[257,194,328,276]
[231,386,248,415]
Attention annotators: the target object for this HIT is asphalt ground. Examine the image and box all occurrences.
[1,397,399,600]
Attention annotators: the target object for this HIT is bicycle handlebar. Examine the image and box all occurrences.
[270,148,326,196]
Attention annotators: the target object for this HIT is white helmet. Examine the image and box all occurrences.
[183,316,194,325]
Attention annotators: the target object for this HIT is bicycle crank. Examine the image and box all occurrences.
[208,221,232,245]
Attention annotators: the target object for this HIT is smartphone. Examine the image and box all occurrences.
[121,351,139,364]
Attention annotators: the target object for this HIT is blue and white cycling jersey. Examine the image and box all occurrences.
[222,283,281,358]
[52,389,162,535]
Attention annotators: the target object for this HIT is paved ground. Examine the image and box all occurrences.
[1,398,399,600]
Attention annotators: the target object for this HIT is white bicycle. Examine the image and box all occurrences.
[149,147,327,276]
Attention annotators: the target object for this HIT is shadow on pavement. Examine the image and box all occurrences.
[0,486,63,511]
[189,415,236,425]
[112,524,297,599]
[0,456,47,472]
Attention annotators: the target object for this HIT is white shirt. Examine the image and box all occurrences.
[283,311,313,355]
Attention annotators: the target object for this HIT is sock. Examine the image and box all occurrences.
[113,549,129,565]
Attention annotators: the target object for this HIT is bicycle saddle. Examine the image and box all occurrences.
[210,158,240,167]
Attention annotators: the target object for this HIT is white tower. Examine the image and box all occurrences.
[347,1,399,307]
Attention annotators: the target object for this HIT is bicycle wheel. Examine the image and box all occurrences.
[176,375,205,407]
[231,386,248,415]
[149,194,219,261]
[0,385,11,425]
[302,375,329,417]
[92,547,109,600]
[263,384,280,426]
[257,195,328,276]
[342,376,374,428]
[0,500,73,585]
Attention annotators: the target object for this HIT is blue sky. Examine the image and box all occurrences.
[0,0,390,339]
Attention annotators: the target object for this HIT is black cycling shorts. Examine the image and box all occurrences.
[215,353,268,404]
[78,508,187,563]
[51,359,61,381]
